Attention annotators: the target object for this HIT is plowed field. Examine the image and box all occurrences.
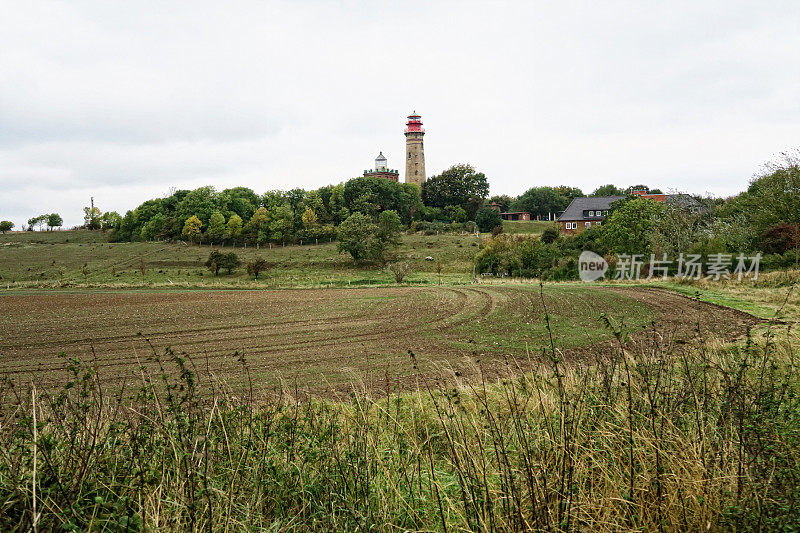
[0,286,758,396]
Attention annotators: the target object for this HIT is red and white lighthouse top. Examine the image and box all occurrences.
[405,112,424,134]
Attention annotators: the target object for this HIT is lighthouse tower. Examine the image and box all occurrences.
[404,112,426,186]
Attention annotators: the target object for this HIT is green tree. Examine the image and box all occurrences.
[226,214,243,243]
[220,252,241,274]
[205,250,224,275]
[421,164,489,220]
[176,186,217,227]
[475,207,503,232]
[206,211,226,244]
[554,186,584,203]
[266,205,293,243]
[140,213,167,241]
[601,198,666,255]
[83,206,102,230]
[591,184,624,197]
[301,207,320,239]
[328,183,350,224]
[28,215,46,231]
[443,205,467,223]
[182,215,203,243]
[651,204,705,258]
[343,177,422,224]
[0,221,13,233]
[488,194,515,212]
[46,213,63,230]
[337,213,381,263]
[218,187,260,221]
[245,207,270,244]
[246,257,270,279]
[736,156,800,234]
[540,226,559,244]
[377,210,403,249]
[511,187,569,219]
[100,211,121,231]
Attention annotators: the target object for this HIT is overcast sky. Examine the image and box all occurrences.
[1,1,799,228]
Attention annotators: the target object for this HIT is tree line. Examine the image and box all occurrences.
[105,165,494,246]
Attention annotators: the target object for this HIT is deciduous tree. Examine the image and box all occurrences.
[475,207,502,233]
[511,187,569,220]
[591,184,624,197]
[337,212,402,263]
[206,211,226,244]
[100,211,121,231]
[422,164,489,220]
[246,257,270,279]
[226,214,243,243]
[84,206,102,230]
[220,252,241,274]
[46,213,63,231]
[182,215,203,243]
[601,198,666,255]
[205,250,224,275]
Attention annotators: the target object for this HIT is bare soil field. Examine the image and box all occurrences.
[0,286,759,397]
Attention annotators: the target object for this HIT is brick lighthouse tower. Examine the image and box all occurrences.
[404,111,426,186]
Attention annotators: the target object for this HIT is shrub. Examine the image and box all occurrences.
[205,250,224,275]
[246,257,271,279]
[337,211,403,263]
[475,207,503,233]
[387,261,412,283]
[761,223,800,255]
[541,226,559,244]
[220,252,241,274]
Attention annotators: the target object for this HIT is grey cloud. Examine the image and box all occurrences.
[1,1,799,229]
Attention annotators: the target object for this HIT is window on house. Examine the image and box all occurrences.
[588,210,594,217]
[585,222,591,228]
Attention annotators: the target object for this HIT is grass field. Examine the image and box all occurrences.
[0,230,480,288]
[502,219,555,234]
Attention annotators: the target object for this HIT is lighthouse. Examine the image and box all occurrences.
[404,112,426,186]
[363,151,400,181]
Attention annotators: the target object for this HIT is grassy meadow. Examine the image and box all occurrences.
[0,229,480,288]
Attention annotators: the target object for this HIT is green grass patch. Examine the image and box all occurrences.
[502,220,555,235]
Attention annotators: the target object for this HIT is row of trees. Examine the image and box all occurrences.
[26,213,63,231]
[108,165,493,245]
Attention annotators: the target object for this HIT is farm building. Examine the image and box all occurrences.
[559,192,707,234]
[489,203,531,221]
[558,196,624,234]
[500,211,531,221]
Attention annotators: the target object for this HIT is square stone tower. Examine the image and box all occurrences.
[404,112,426,186]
